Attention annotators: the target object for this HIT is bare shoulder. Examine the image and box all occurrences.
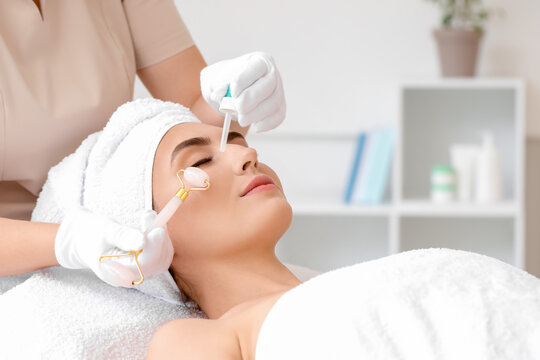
[146,318,242,360]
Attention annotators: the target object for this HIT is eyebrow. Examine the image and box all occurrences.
[169,131,246,165]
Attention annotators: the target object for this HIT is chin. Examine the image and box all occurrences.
[259,197,292,240]
[238,196,292,246]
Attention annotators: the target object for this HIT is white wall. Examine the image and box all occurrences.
[132,1,540,273]
[160,0,539,136]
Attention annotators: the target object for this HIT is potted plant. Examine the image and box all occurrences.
[426,0,489,77]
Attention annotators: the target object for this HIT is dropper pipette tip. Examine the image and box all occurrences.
[219,85,234,152]
[220,112,232,152]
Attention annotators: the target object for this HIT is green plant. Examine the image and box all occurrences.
[426,0,489,32]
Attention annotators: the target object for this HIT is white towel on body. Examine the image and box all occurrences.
[256,248,540,360]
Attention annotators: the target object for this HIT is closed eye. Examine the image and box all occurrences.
[191,157,213,168]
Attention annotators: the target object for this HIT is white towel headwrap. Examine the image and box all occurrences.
[32,98,200,304]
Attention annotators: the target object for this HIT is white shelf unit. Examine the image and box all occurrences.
[248,78,525,272]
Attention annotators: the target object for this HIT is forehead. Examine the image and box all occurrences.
[160,122,222,150]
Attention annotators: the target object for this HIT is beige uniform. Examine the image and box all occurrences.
[0,0,194,220]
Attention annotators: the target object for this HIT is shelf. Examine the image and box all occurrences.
[291,202,392,216]
[249,130,358,141]
[400,78,523,90]
[290,200,519,218]
[398,200,519,218]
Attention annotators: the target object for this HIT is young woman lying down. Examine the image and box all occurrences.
[21,99,540,359]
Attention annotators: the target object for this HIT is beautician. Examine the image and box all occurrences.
[0,0,285,286]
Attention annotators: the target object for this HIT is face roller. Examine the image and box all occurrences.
[219,85,237,152]
[151,167,210,230]
[98,167,211,285]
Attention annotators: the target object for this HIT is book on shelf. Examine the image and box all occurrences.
[344,133,366,204]
[344,128,394,205]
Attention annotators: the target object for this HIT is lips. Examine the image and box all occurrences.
[241,175,276,197]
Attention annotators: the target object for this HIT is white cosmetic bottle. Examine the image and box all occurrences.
[474,132,502,203]
[450,144,479,202]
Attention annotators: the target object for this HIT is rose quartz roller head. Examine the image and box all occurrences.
[150,167,210,230]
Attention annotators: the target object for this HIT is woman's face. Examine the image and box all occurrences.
[152,122,292,262]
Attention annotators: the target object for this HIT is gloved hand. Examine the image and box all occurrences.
[200,51,286,133]
[133,209,175,283]
[55,207,174,288]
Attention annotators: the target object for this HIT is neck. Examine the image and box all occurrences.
[173,251,302,319]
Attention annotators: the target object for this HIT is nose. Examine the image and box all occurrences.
[228,145,259,175]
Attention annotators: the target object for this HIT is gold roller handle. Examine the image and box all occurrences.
[99,249,144,286]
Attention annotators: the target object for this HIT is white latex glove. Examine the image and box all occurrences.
[134,210,175,283]
[200,51,286,133]
[55,207,174,288]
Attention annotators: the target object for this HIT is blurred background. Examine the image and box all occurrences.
[134,0,540,276]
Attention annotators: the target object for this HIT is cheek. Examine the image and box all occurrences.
[236,196,293,239]
[163,163,292,256]
[165,172,236,253]
[153,167,183,213]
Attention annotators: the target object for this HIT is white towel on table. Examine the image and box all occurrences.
[0,266,205,360]
[0,262,317,359]
[256,248,540,360]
